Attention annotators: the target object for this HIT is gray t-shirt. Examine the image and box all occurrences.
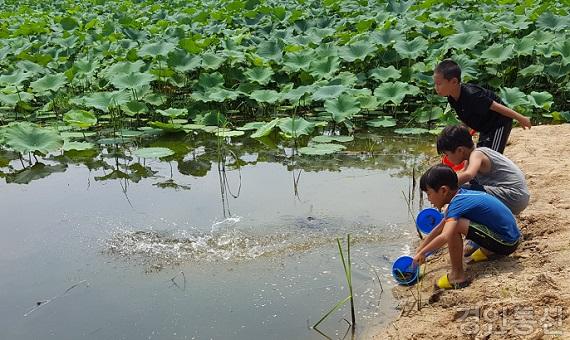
[474,147,530,215]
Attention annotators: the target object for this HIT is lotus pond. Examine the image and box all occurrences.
[0,128,435,339]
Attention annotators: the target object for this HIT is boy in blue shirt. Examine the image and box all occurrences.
[413,165,521,290]
[433,59,531,153]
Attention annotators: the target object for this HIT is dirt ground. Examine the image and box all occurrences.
[374,124,570,339]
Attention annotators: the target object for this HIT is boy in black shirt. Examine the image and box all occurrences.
[433,59,531,153]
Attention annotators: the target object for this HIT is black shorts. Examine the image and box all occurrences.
[466,222,519,255]
[477,121,512,154]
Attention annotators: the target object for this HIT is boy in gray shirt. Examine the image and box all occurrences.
[436,125,530,215]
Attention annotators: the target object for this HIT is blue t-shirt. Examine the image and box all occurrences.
[446,188,520,243]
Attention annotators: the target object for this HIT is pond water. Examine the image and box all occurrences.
[0,130,434,339]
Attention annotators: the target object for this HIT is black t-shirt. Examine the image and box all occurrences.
[447,84,511,133]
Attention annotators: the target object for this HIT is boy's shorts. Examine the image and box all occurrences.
[466,222,519,255]
[477,121,512,154]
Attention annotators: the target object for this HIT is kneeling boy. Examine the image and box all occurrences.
[414,165,521,290]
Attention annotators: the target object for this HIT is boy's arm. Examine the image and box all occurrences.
[490,101,532,129]
[456,150,485,185]
[416,218,445,253]
[413,220,456,264]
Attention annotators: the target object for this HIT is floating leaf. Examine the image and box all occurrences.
[394,127,429,135]
[133,147,175,159]
[311,135,354,143]
[215,130,245,137]
[157,108,188,119]
[63,141,95,151]
[298,143,345,155]
[366,116,397,128]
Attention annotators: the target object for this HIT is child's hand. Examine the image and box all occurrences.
[413,252,425,265]
[518,116,532,129]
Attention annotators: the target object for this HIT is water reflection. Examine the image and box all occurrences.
[0,129,435,187]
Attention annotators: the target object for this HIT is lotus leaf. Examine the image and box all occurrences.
[528,91,553,110]
[278,117,315,137]
[2,122,63,154]
[251,118,280,138]
[536,12,568,32]
[249,90,281,104]
[374,82,419,106]
[311,135,354,143]
[215,130,245,137]
[133,147,175,159]
[446,32,484,51]
[29,73,67,93]
[282,85,315,103]
[168,50,202,72]
[193,112,227,126]
[110,72,155,90]
[0,70,31,86]
[311,85,347,102]
[298,143,345,155]
[149,121,185,132]
[338,42,377,62]
[499,87,529,108]
[104,61,145,79]
[283,51,313,72]
[394,36,428,60]
[63,109,97,129]
[324,94,360,123]
[79,91,131,112]
[257,39,283,62]
[63,141,95,151]
[370,29,403,47]
[394,127,429,135]
[366,116,397,128]
[369,66,401,82]
[309,56,340,79]
[201,52,226,70]
[0,92,35,106]
[244,67,274,85]
[237,122,266,131]
[138,41,177,58]
[197,72,225,90]
[157,108,188,119]
[481,44,514,64]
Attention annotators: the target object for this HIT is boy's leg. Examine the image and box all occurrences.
[477,122,512,153]
[445,218,470,283]
[466,222,519,256]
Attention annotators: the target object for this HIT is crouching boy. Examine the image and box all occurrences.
[414,165,521,290]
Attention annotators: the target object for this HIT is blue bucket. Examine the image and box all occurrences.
[416,208,443,235]
[391,255,420,286]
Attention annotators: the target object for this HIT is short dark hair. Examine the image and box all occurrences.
[420,164,458,192]
[435,59,461,82]
[436,125,474,154]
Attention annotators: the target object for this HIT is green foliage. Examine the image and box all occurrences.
[2,122,63,154]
